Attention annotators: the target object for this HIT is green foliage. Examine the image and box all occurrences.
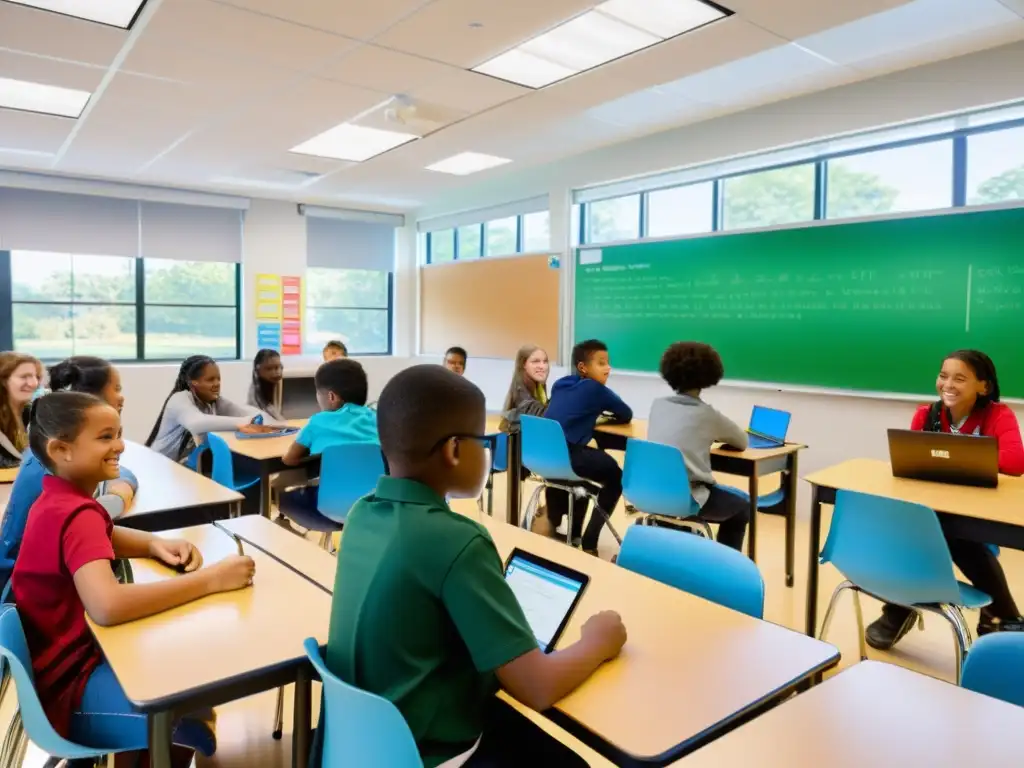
[971,165,1024,204]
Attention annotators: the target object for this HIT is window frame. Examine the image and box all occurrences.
[303,268,394,356]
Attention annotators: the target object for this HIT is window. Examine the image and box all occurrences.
[522,211,551,252]
[5,251,239,361]
[967,126,1024,205]
[457,225,482,260]
[485,217,518,256]
[646,183,714,238]
[571,204,581,247]
[722,164,815,231]
[826,141,953,220]
[429,230,454,263]
[586,194,640,243]
[304,267,391,355]
[143,260,238,360]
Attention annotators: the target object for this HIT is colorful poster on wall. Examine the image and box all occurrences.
[255,274,282,320]
[280,276,303,355]
[257,323,281,350]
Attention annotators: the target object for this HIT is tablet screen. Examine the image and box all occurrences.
[504,552,587,652]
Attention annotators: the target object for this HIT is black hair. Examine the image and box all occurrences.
[659,342,725,393]
[377,364,484,461]
[324,340,348,356]
[444,346,468,362]
[29,391,107,472]
[48,356,115,397]
[144,355,216,450]
[945,349,1001,406]
[571,339,608,369]
[252,348,281,412]
[314,359,368,406]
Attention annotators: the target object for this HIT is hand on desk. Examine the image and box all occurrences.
[238,423,281,435]
[206,555,256,592]
[149,539,203,573]
[582,610,627,661]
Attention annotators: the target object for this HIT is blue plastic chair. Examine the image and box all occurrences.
[818,489,990,683]
[718,483,786,510]
[206,433,260,492]
[519,415,621,546]
[481,432,508,517]
[961,633,1024,706]
[304,637,422,767]
[622,439,711,539]
[617,525,765,618]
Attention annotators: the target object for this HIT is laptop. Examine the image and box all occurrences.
[746,406,791,449]
[888,429,999,488]
[504,549,589,653]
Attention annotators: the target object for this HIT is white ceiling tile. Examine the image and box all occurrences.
[0,2,127,66]
[212,0,432,40]
[727,0,914,40]
[317,45,463,95]
[797,0,1020,67]
[0,50,106,92]
[140,0,356,74]
[410,69,531,113]
[0,109,73,153]
[585,88,710,129]
[997,0,1024,16]
[373,0,596,68]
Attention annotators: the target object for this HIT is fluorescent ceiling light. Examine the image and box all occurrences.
[0,76,91,118]
[6,1,145,28]
[426,152,512,176]
[473,0,726,88]
[598,0,725,37]
[290,123,418,162]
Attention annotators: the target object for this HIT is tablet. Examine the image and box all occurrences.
[233,427,300,440]
[503,548,589,653]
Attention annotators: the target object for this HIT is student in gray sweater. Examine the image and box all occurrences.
[646,342,750,551]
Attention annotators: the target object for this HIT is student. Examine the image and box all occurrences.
[1,358,139,596]
[544,340,633,555]
[323,340,348,362]
[866,349,1024,648]
[319,365,626,767]
[248,348,285,421]
[498,345,550,432]
[646,342,750,551]
[0,352,42,468]
[10,392,255,758]
[443,346,468,376]
[145,355,277,463]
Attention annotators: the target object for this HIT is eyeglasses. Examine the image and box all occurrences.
[428,433,496,455]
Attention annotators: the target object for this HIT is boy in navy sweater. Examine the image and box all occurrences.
[544,340,632,555]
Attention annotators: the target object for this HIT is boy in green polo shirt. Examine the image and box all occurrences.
[322,364,626,767]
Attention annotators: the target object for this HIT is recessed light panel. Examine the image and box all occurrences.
[6,1,147,29]
[473,0,727,88]
[0,77,91,118]
[290,123,419,162]
[426,152,512,176]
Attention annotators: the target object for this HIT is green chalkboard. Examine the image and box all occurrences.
[574,207,1024,397]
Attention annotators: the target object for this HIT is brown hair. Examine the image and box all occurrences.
[502,345,549,415]
[0,352,43,451]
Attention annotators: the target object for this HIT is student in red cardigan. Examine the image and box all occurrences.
[866,350,1024,650]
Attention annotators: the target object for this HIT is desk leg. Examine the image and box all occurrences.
[805,486,823,637]
[148,711,173,768]
[292,666,312,768]
[784,454,799,588]
[260,468,272,518]
[506,429,522,528]
[746,472,759,564]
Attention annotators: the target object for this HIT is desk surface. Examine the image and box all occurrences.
[211,420,306,461]
[596,419,803,462]
[805,458,1024,526]
[88,523,331,710]
[674,661,1024,767]
[475,513,838,762]
[219,516,337,591]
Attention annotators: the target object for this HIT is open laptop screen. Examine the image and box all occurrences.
[749,406,791,441]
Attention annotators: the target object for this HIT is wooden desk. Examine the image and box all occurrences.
[597,420,805,587]
[211,420,312,517]
[117,441,243,531]
[673,660,1024,767]
[89,524,331,768]
[803,458,1024,636]
[475,514,837,765]
[218,515,336,592]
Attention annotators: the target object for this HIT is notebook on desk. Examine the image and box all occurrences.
[746,406,791,449]
[888,429,999,488]
[504,549,589,653]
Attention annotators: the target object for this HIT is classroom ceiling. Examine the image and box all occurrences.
[0,0,1022,212]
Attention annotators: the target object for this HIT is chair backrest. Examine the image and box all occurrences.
[0,606,100,760]
[519,415,578,481]
[489,432,509,474]
[622,439,699,519]
[962,633,1024,706]
[317,444,386,524]
[304,638,422,767]
[819,489,963,605]
[206,434,237,490]
[617,525,765,618]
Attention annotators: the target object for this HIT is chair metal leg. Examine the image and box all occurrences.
[936,604,972,685]
[521,486,545,531]
[566,493,575,546]
[272,685,284,739]
[318,531,331,551]
[818,579,858,643]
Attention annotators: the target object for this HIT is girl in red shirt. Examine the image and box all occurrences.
[866,350,1024,651]
[11,392,256,763]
